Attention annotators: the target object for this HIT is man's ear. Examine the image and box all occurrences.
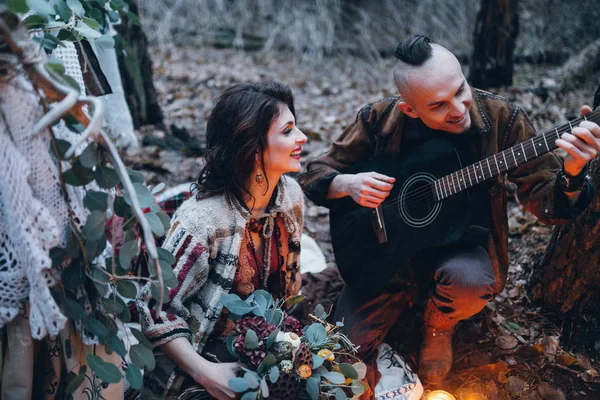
[398,101,418,118]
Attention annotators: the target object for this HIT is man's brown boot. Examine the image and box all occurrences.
[419,301,456,385]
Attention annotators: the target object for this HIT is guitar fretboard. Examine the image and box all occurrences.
[433,109,600,201]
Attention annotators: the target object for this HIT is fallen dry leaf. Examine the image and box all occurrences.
[507,376,530,397]
[537,381,566,400]
[496,335,519,350]
[555,353,577,367]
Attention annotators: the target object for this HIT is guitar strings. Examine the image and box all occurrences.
[379,112,600,214]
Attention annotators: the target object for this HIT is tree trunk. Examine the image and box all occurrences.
[530,157,600,315]
[114,0,163,128]
[469,0,519,88]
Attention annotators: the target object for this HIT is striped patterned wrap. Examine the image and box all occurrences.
[135,176,304,399]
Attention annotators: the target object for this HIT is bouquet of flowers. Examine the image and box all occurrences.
[219,290,368,400]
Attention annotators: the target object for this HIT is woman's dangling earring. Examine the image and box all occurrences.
[255,152,264,185]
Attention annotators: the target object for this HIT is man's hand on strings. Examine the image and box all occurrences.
[557,105,600,177]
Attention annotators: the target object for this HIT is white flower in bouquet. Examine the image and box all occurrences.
[275,331,301,348]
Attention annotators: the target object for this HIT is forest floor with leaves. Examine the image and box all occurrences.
[125,46,600,399]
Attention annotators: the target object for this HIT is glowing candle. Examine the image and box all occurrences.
[426,390,457,400]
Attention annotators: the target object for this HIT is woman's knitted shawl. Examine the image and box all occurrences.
[135,175,304,399]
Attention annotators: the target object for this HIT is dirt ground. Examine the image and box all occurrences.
[126,46,600,399]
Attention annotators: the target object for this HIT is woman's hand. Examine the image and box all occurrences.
[194,361,242,400]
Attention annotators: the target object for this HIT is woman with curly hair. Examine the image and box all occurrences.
[136,82,307,399]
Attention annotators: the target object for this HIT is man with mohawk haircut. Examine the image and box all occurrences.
[299,34,600,392]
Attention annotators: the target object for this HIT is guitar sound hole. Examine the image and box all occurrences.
[397,172,441,228]
[403,181,436,220]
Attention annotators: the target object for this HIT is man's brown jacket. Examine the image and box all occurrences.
[299,88,593,294]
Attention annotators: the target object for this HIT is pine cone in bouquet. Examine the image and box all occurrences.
[269,367,301,400]
[294,342,312,367]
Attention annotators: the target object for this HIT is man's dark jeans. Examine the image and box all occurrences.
[334,245,496,396]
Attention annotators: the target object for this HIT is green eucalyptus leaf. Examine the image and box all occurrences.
[220,293,241,309]
[95,33,115,49]
[260,377,269,398]
[66,0,84,15]
[130,327,153,349]
[266,329,278,350]
[63,165,94,186]
[125,366,143,390]
[146,212,165,237]
[63,298,84,320]
[151,182,165,194]
[107,333,127,357]
[225,299,256,316]
[9,0,30,14]
[83,211,106,240]
[158,260,178,287]
[86,317,110,339]
[49,247,68,268]
[132,183,155,208]
[127,10,140,26]
[86,354,121,383]
[23,14,47,29]
[351,380,365,395]
[63,261,86,289]
[107,9,119,22]
[130,344,156,370]
[244,371,260,389]
[78,143,98,168]
[240,391,257,400]
[95,166,120,189]
[306,377,319,400]
[102,294,125,315]
[339,363,359,379]
[244,329,259,350]
[81,16,100,29]
[334,388,346,400]
[322,371,345,385]
[114,195,131,217]
[156,211,171,231]
[118,240,138,270]
[284,295,305,307]
[117,280,137,298]
[64,369,86,396]
[256,354,277,375]
[314,304,326,319]
[268,366,279,383]
[127,168,145,184]
[352,362,367,380]
[74,24,102,39]
[53,138,72,160]
[84,190,109,212]
[26,0,55,16]
[304,324,327,346]
[157,247,175,266]
[272,308,283,327]
[150,283,169,304]
[228,377,248,393]
[312,354,325,369]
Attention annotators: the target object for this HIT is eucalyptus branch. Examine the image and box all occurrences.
[1,11,165,310]
[95,130,164,311]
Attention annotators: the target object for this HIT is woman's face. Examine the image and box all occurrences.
[262,104,307,178]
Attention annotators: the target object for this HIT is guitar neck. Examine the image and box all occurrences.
[433,109,600,201]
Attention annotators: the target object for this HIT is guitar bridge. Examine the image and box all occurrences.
[372,205,388,244]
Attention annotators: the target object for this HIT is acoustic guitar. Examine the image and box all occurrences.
[329,109,600,291]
